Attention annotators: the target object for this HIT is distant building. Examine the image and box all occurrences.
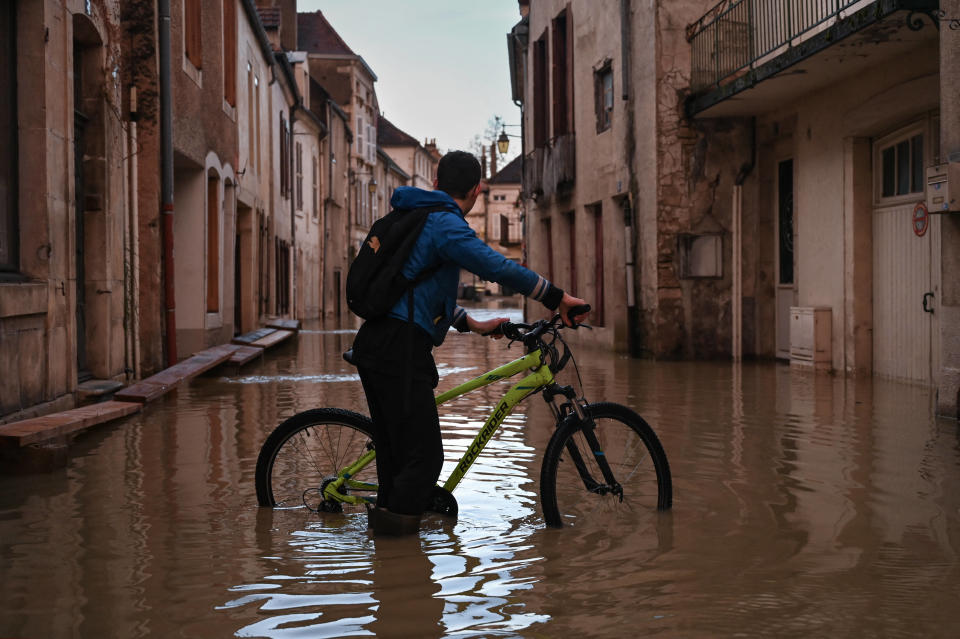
[378,116,439,190]
[298,10,380,260]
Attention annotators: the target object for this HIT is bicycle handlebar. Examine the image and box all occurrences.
[486,303,592,342]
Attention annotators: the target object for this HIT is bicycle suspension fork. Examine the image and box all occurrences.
[542,385,624,501]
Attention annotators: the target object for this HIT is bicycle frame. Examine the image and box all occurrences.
[323,348,556,505]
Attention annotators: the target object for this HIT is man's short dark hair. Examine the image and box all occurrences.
[436,151,481,199]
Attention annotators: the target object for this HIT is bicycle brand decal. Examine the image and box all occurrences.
[457,399,510,475]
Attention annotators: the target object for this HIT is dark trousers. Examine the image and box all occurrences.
[353,317,443,516]
[358,366,443,515]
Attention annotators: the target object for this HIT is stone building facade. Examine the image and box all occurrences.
[0,1,383,421]
[299,10,380,260]
[512,0,959,417]
[1,0,135,420]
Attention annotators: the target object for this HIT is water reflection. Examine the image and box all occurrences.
[1,304,959,637]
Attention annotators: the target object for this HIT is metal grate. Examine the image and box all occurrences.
[688,0,867,92]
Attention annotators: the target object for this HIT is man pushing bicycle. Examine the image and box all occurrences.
[349,150,588,536]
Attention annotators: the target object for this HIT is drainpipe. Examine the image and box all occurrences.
[159,0,177,366]
[128,89,141,379]
[732,117,757,361]
[289,102,297,319]
[509,24,527,319]
[621,0,642,357]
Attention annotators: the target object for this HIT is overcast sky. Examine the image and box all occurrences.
[300,1,523,157]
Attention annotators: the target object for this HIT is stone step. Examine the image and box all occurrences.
[0,401,142,447]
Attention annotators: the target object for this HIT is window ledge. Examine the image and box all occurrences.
[0,281,48,318]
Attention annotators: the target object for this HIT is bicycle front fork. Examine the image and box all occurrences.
[542,385,624,501]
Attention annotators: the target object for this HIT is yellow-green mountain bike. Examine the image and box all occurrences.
[254,311,672,528]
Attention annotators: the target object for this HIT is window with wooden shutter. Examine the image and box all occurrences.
[295,141,303,210]
[184,0,202,69]
[533,34,548,148]
[223,0,236,105]
[552,8,573,137]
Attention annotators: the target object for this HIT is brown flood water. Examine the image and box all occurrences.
[2,303,960,638]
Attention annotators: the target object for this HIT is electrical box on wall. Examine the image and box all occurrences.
[790,306,831,369]
[927,163,959,213]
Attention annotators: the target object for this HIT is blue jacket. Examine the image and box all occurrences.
[386,186,561,345]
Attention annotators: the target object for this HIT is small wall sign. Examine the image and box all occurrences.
[912,202,929,237]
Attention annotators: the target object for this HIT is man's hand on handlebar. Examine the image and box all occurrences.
[468,315,509,339]
[558,293,590,327]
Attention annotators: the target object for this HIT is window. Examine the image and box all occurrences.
[222,0,236,106]
[254,75,261,173]
[778,159,794,285]
[295,141,303,210]
[879,133,924,199]
[312,155,318,220]
[1,2,18,274]
[279,114,288,196]
[552,10,573,137]
[246,63,254,168]
[357,115,364,155]
[595,61,613,132]
[184,0,202,69]
[533,34,548,148]
[206,175,220,312]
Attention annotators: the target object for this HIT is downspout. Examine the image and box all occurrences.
[324,100,334,317]
[621,0,642,357]
[128,88,141,379]
[159,0,177,366]
[732,117,757,360]
[510,29,528,321]
[289,101,297,319]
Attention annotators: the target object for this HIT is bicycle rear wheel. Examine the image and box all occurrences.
[540,402,672,528]
[255,408,377,511]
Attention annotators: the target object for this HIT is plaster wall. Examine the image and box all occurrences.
[321,108,350,319]
[523,0,633,349]
[756,39,939,373]
[1,0,133,419]
[938,0,960,418]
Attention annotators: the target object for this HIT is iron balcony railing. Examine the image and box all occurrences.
[688,0,872,92]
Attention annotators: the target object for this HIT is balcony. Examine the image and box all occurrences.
[524,133,576,201]
[686,0,940,117]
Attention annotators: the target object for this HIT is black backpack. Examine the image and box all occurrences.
[346,205,447,320]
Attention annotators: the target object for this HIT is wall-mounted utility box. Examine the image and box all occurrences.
[927,163,959,213]
[790,306,831,368]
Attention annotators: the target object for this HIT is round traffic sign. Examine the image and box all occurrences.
[912,203,928,237]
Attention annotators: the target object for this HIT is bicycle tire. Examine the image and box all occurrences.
[255,408,377,510]
[540,402,672,528]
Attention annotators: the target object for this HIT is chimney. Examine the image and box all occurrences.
[490,143,498,177]
[481,152,487,179]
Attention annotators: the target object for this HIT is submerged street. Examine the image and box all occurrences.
[2,302,959,638]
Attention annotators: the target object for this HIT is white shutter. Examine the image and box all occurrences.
[357,116,364,154]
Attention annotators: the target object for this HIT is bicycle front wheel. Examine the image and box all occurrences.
[540,402,672,528]
[255,408,377,511]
